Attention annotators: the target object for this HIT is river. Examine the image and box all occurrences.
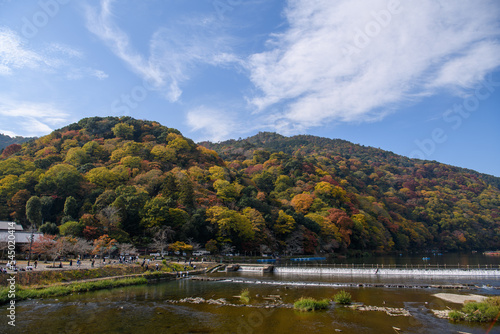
[2,253,500,334]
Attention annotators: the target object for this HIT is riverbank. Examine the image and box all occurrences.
[0,260,215,286]
[0,261,216,305]
[0,276,148,305]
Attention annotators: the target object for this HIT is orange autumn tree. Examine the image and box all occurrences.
[31,235,74,267]
[31,234,57,264]
[325,208,354,249]
[92,234,117,263]
[291,193,314,214]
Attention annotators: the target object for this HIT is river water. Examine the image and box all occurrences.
[2,253,500,334]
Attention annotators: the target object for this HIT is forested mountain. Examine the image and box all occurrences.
[0,133,34,151]
[1,117,499,255]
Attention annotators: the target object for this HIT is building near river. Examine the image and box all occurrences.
[0,221,43,251]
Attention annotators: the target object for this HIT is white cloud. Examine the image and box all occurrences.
[0,27,43,74]
[0,27,107,80]
[0,99,70,136]
[47,43,83,59]
[66,67,109,81]
[84,0,163,86]
[84,0,239,102]
[247,0,500,131]
[0,129,17,137]
[186,106,238,142]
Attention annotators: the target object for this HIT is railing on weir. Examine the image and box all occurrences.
[272,262,500,270]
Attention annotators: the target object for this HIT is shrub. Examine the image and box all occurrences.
[162,262,192,272]
[240,288,250,304]
[449,297,500,322]
[294,297,330,312]
[333,290,352,305]
[463,301,500,322]
[485,296,500,307]
[448,310,464,321]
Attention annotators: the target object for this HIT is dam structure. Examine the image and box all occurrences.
[273,267,500,277]
[236,264,500,277]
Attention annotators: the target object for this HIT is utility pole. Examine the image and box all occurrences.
[27,218,40,266]
[27,223,34,266]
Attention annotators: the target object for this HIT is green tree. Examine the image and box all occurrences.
[26,196,43,227]
[179,178,195,208]
[64,196,79,219]
[59,221,84,236]
[214,179,239,203]
[82,141,106,160]
[86,167,127,189]
[273,210,296,235]
[39,222,59,235]
[141,196,174,228]
[112,123,134,139]
[35,164,82,197]
[252,171,275,193]
[112,185,148,236]
[64,147,89,166]
[40,196,54,223]
[206,206,255,246]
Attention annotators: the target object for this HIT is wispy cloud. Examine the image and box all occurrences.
[186,106,239,142]
[66,67,108,81]
[0,27,43,75]
[84,0,239,102]
[0,27,107,80]
[247,0,500,131]
[0,99,70,136]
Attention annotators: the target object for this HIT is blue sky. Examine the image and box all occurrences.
[0,0,499,176]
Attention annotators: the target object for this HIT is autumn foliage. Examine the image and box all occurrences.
[1,117,499,256]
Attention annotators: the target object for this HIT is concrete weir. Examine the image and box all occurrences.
[237,264,275,273]
[273,267,500,277]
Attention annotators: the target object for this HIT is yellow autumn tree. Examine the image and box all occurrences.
[291,193,314,214]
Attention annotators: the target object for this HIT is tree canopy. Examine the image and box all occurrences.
[0,116,499,255]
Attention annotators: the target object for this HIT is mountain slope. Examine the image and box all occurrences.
[0,133,34,151]
[200,132,500,188]
[0,117,498,255]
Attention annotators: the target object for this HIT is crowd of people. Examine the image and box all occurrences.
[1,254,209,274]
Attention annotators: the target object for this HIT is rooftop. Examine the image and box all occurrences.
[0,221,23,231]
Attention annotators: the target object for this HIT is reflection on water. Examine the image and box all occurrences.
[2,277,497,334]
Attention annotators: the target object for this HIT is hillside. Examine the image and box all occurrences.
[200,132,500,189]
[0,117,499,255]
[0,133,34,151]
